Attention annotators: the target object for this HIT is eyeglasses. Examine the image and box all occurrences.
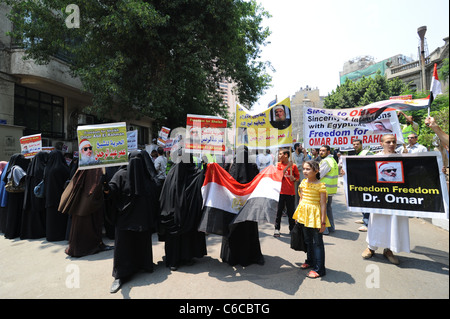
[383,169,397,173]
[407,137,417,139]
[82,146,92,151]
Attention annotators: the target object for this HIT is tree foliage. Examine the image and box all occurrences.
[3,0,272,129]
[323,71,407,109]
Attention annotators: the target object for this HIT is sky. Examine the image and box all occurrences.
[252,0,449,111]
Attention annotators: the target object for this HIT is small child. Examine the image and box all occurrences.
[292,160,330,278]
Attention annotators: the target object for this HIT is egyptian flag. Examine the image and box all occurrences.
[198,163,283,236]
[428,63,442,109]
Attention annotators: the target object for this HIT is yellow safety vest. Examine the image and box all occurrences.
[402,124,419,141]
[320,156,338,195]
[205,153,217,163]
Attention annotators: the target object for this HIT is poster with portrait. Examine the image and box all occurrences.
[235,97,293,149]
[77,122,128,169]
[343,152,448,219]
[19,133,42,159]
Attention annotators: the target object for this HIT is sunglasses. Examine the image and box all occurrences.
[82,146,92,151]
[383,169,397,173]
[407,137,417,139]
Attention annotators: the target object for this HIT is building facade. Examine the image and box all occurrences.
[290,85,325,144]
[0,3,153,161]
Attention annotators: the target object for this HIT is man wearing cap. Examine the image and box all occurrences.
[79,139,97,165]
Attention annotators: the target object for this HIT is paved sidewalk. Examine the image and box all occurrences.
[0,187,448,300]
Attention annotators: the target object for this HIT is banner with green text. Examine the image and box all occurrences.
[77,122,128,169]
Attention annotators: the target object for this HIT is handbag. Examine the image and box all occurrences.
[33,180,45,198]
[5,165,26,193]
[290,223,306,252]
[5,179,25,193]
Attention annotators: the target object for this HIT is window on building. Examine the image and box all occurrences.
[14,85,64,139]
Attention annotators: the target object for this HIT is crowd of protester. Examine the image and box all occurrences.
[0,116,447,293]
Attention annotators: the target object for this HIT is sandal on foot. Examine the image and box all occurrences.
[300,263,311,269]
[307,270,321,278]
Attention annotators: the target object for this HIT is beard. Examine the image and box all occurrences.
[381,174,397,181]
[79,154,97,165]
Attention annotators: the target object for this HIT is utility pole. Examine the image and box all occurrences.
[417,26,427,92]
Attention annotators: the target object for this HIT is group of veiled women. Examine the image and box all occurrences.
[0,146,265,294]
[1,151,73,241]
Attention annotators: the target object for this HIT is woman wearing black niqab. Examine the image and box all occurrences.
[220,146,265,266]
[159,148,207,271]
[2,153,30,239]
[44,150,70,241]
[20,151,49,239]
[106,150,160,293]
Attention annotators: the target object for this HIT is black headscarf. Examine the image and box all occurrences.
[228,146,259,184]
[2,153,30,183]
[108,150,159,231]
[126,150,153,196]
[159,148,205,236]
[44,150,70,208]
[23,151,48,210]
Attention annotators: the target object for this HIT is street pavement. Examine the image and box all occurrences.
[0,183,448,301]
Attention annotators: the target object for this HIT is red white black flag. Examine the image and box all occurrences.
[199,163,282,235]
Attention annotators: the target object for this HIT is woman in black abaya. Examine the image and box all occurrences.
[220,146,265,267]
[20,151,48,239]
[44,150,69,242]
[106,150,160,293]
[159,149,206,271]
[2,153,30,239]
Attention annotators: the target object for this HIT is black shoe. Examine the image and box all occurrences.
[110,279,122,294]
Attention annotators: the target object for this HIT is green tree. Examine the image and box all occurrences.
[3,0,272,128]
[323,71,407,109]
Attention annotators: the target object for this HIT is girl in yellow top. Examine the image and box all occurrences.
[292,160,329,278]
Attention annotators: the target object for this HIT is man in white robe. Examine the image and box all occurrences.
[362,134,410,265]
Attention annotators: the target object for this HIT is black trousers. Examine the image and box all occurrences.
[275,194,295,232]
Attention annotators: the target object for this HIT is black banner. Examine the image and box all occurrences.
[343,152,448,219]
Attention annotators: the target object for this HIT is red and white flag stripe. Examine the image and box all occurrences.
[198,163,282,235]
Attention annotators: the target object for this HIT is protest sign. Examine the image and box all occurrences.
[157,126,171,147]
[186,114,227,154]
[303,107,403,148]
[343,152,449,219]
[303,97,430,149]
[77,122,128,169]
[127,130,138,152]
[235,97,293,149]
[20,134,42,159]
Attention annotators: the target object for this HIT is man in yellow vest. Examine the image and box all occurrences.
[397,111,419,141]
[319,145,339,235]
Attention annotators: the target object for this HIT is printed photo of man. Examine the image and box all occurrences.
[79,139,97,165]
[270,104,291,130]
[376,161,404,183]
